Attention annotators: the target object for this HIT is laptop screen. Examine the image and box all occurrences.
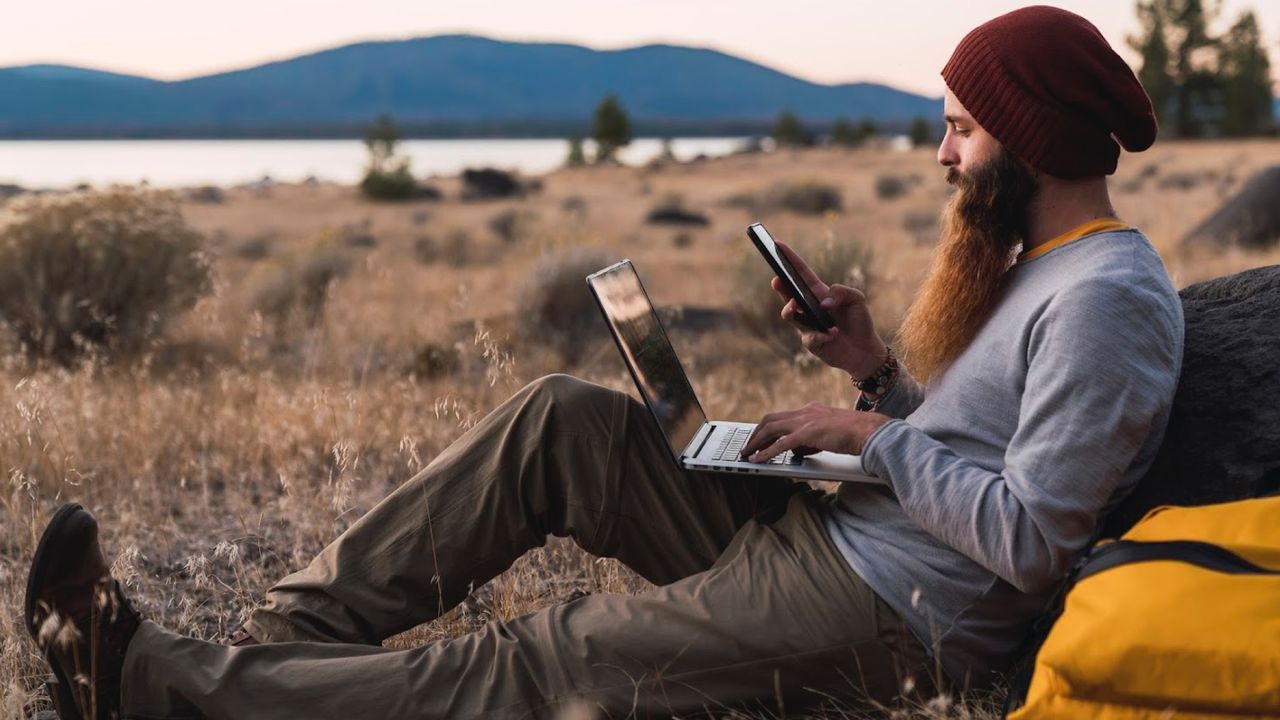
[587,260,709,462]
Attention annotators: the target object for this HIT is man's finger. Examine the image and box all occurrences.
[820,283,867,309]
[741,415,795,458]
[770,277,792,302]
[749,433,800,463]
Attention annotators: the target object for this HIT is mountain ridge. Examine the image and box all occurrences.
[0,34,943,137]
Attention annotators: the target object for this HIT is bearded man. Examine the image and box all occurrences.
[25,6,1183,719]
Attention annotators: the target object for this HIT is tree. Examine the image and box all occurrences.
[908,116,933,147]
[1130,1,1176,126]
[1218,10,1273,136]
[364,114,401,172]
[1129,0,1223,137]
[829,117,860,147]
[565,136,586,167]
[591,95,632,164]
[857,118,880,142]
[360,115,416,200]
[772,110,812,147]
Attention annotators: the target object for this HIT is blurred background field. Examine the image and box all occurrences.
[1,138,1279,718]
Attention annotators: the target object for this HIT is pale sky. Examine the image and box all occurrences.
[2,1,1277,96]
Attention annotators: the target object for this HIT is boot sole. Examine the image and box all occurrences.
[24,502,88,720]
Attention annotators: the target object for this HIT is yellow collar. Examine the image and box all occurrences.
[1016,218,1129,263]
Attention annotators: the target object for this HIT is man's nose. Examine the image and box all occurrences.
[937,137,959,168]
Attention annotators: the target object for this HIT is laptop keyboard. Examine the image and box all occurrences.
[713,426,795,465]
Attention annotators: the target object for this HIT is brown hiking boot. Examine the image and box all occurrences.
[25,503,142,720]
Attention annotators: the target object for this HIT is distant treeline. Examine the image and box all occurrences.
[0,118,931,141]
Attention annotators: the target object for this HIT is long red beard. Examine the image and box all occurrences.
[895,149,1038,386]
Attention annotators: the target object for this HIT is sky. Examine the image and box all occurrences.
[2,1,1277,96]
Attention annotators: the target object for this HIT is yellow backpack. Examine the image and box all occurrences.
[1006,496,1280,719]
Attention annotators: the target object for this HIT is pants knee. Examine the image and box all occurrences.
[527,374,619,413]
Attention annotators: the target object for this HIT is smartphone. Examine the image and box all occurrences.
[746,223,835,331]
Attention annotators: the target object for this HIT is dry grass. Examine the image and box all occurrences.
[3,139,1280,719]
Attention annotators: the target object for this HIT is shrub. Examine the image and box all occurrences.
[1158,171,1208,191]
[413,236,437,264]
[236,236,273,260]
[250,231,354,334]
[645,194,710,226]
[0,187,211,364]
[771,181,843,215]
[343,219,377,248]
[732,232,873,358]
[439,230,473,267]
[561,195,588,218]
[721,191,760,212]
[514,246,615,363]
[902,208,939,245]
[461,168,524,200]
[409,340,461,380]
[875,175,911,200]
[186,185,225,204]
[488,209,537,244]
[360,164,417,201]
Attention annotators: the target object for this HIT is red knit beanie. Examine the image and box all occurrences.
[941,5,1158,178]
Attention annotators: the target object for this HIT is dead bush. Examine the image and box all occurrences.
[249,231,354,334]
[409,340,461,380]
[0,186,211,364]
[461,168,524,200]
[514,246,615,363]
[488,208,537,244]
[902,208,940,245]
[771,181,843,215]
[875,174,911,200]
[645,194,710,226]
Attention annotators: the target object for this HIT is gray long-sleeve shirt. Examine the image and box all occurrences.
[823,227,1184,688]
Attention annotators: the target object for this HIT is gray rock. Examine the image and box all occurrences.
[1182,166,1280,250]
[1105,264,1280,535]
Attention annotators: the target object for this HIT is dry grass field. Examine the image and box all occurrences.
[2,140,1279,719]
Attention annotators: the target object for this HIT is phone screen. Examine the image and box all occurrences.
[747,223,834,330]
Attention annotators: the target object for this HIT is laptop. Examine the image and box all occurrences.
[586,259,884,484]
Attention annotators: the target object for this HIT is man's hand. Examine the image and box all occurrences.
[739,403,891,462]
[773,242,888,379]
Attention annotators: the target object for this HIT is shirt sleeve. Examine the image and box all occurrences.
[859,279,1181,594]
[871,365,926,419]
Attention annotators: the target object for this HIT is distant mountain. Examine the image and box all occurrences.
[0,35,942,137]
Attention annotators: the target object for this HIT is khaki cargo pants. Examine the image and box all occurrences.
[121,374,936,719]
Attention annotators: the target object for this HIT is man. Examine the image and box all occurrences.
[26,6,1183,718]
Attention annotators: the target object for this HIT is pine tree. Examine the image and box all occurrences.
[363,114,401,173]
[565,136,586,167]
[857,118,879,142]
[591,95,632,164]
[1129,0,1223,137]
[772,110,811,147]
[1218,10,1274,136]
[908,116,933,147]
[1130,1,1176,127]
[829,118,859,147]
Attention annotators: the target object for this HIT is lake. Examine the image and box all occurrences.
[0,137,750,189]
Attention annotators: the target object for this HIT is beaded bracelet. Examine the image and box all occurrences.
[852,346,900,412]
